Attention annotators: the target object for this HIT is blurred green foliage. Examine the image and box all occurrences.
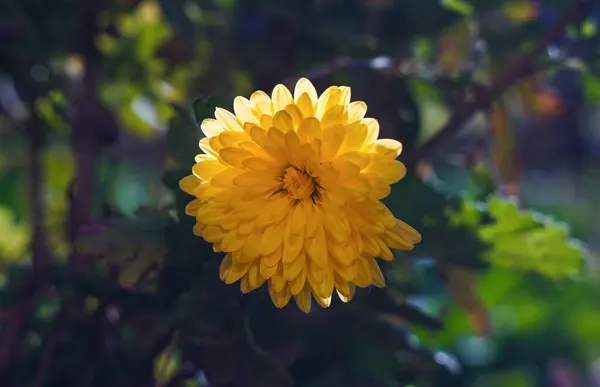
[0,0,599,386]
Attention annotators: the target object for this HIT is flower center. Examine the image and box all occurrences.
[282,166,317,201]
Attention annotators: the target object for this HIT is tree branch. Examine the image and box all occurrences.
[405,0,592,167]
[0,114,49,373]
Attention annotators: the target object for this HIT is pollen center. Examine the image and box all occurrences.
[282,166,317,200]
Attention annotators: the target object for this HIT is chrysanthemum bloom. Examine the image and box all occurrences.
[180,78,421,313]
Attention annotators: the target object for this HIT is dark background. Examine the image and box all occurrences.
[1,0,600,386]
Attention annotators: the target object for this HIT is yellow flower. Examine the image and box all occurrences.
[179,78,421,313]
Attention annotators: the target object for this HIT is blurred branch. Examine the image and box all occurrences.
[68,0,118,269]
[0,109,49,374]
[0,298,36,372]
[29,309,67,387]
[406,0,592,167]
[28,115,49,270]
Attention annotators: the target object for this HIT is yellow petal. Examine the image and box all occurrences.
[234,96,259,124]
[339,86,351,106]
[376,238,394,261]
[269,283,291,308]
[192,160,226,181]
[347,101,367,122]
[240,234,262,262]
[272,110,294,133]
[289,270,307,295]
[336,284,355,303]
[184,199,201,216]
[315,86,341,119]
[297,117,321,143]
[246,263,267,293]
[201,118,224,137]
[314,295,332,308]
[269,265,286,292]
[294,285,312,313]
[250,90,273,116]
[377,160,407,184]
[372,139,403,158]
[306,224,328,268]
[260,114,273,129]
[179,174,200,195]
[321,125,345,161]
[199,137,218,157]
[271,84,293,112]
[296,93,315,117]
[209,137,224,154]
[219,253,233,281]
[285,104,303,127]
[353,258,373,287]
[218,131,249,147]
[242,157,275,170]
[225,259,251,284]
[248,125,268,147]
[284,252,305,280]
[369,258,386,287]
[211,168,242,188]
[321,105,346,129]
[282,227,304,264]
[362,118,380,147]
[294,78,318,104]
[338,122,368,155]
[215,108,243,131]
[396,219,422,243]
[260,223,284,256]
[219,147,254,168]
[233,170,278,186]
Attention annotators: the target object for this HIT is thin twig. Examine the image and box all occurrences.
[29,309,67,387]
[28,115,49,270]
[406,0,592,167]
[0,297,36,371]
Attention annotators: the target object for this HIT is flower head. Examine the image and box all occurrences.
[180,78,421,313]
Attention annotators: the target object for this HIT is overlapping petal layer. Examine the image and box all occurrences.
[180,78,421,312]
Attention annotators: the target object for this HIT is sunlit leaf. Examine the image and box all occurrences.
[581,19,597,38]
[582,70,600,103]
[407,79,451,144]
[439,0,473,15]
[154,343,180,385]
[478,197,584,278]
[502,1,539,23]
[0,206,29,262]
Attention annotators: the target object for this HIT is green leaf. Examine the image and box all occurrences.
[0,206,29,263]
[406,79,451,144]
[581,19,597,38]
[191,96,222,128]
[385,176,488,268]
[439,0,473,15]
[166,104,202,169]
[582,70,600,103]
[154,344,181,385]
[477,197,584,278]
[502,1,539,23]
